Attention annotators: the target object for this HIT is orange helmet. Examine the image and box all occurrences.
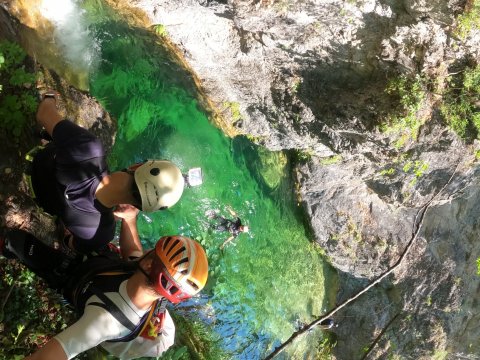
[149,236,208,303]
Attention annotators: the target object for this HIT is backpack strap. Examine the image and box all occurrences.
[64,256,169,343]
[64,258,137,309]
[88,295,168,343]
[88,286,136,332]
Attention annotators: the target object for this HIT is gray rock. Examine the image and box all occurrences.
[105,0,480,357]
[4,0,480,357]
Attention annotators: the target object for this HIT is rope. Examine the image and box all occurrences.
[264,163,460,360]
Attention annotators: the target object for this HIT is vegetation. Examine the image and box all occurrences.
[383,63,480,144]
[314,335,337,360]
[320,155,342,166]
[379,168,395,176]
[432,349,449,360]
[222,101,242,123]
[403,160,429,186]
[291,79,301,95]
[382,75,427,148]
[378,153,429,188]
[0,41,37,141]
[171,312,226,360]
[0,259,74,359]
[152,24,168,37]
[293,148,315,163]
[454,0,480,40]
[0,255,225,360]
[440,65,480,140]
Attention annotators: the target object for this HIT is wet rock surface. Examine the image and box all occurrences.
[3,0,480,358]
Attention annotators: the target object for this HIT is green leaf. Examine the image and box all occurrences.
[9,68,35,86]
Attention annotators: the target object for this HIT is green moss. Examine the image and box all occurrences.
[432,349,448,360]
[382,75,427,147]
[222,101,242,124]
[320,155,342,166]
[347,218,362,243]
[455,0,480,40]
[440,65,480,140]
[291,79,301,94]
[152,24,168,37]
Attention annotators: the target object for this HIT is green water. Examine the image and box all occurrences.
[52,1,333,357]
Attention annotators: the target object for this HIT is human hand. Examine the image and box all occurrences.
[114,204,139,222]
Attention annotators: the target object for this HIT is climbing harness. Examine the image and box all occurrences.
[66,254,168,341]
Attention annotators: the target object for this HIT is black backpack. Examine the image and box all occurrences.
[4,230,166,343]
[63,253,167,343]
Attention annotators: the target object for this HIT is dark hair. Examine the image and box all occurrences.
[137,255,161,297]
[121,168,143,208]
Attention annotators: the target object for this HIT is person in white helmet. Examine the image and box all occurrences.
[30,92,185,255]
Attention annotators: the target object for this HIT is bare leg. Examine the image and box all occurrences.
[220,236,235,250]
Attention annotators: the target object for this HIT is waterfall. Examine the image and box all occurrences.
[38,0,99,83]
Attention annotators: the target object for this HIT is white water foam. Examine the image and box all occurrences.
[39,0,99,75]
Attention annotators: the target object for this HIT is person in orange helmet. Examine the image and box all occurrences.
[2,210,208,359]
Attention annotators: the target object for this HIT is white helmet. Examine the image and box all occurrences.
[134,160,185,212]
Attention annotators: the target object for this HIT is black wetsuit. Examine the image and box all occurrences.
[31,120,115,253]
[213,216,243,238]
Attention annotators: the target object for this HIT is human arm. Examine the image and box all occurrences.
[114,204,143,259]
[24,338,67,360]
[25,305,120,360]
[226,206,237,217]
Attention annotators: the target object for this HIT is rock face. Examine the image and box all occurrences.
[125,0,480,358]
[3,0,480,358]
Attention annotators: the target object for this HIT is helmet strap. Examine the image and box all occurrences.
[129,174,142,209]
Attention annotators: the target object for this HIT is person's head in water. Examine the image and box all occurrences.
[239,225,249,233]
[139,235,209,303]
[125,160,185,212]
